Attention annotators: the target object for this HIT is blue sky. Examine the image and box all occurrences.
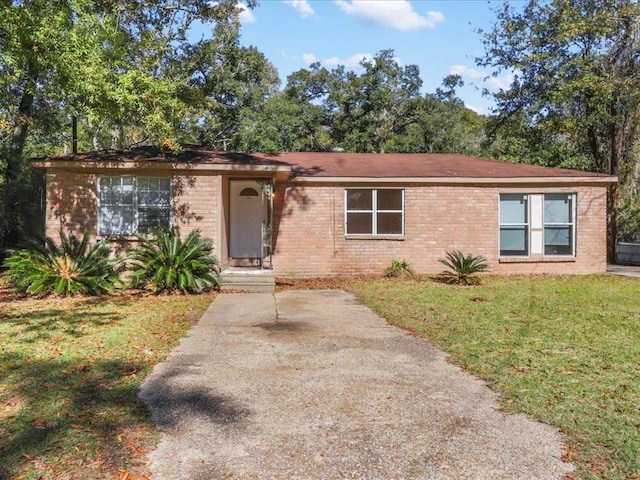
[230,0,514,115]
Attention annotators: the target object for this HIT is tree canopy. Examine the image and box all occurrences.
[7,0,637,254]
[0,0,256,249]
[478,0,640,251]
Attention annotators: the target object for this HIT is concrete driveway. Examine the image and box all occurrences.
[139,290,573,480]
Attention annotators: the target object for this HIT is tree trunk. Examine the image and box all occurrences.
[608,184,618,263]
[607,114,622,263]
[2,71,36,248]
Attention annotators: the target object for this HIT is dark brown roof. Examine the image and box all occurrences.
[32,145,615,181]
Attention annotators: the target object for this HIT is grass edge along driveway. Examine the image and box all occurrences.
[0,290,217,480]
[338,274,640,480]
[2,274,640,480]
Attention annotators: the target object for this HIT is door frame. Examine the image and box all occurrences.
[227,178,274,268]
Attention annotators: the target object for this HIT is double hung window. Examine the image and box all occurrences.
[499,193,575,257]
[499,194,529,256]
[98,176,170,235]
[345,189,404,236]
[544,193,574,255]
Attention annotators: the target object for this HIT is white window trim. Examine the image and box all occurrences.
[345,188,405,238]
[543,193,576,257]
[499,193,530,257]
[97,176,171,236]
[499,192,577,258]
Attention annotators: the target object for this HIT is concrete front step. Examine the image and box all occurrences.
[220,269,276,293]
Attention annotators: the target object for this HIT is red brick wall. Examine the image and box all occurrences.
[45,172,98,237]
[44,171,219,253]
[45,170,608,276]
[272,182,608,276]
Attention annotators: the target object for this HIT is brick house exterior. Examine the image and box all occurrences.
[31,146,616,276]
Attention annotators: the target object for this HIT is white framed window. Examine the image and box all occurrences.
[499,193,576,257]
[345,188,404,236]
[544,193,575,256]
[499,194,529,256]
[98,176,171,235]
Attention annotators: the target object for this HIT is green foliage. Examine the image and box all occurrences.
[0,290,216,479]
[2,230,121,296]
[0,0,259,252]
[616,187,640,241]
[283,50,487,155]
[127,226,220,294]
[384,259,414,278]
[438,250,489,285]
[348,275,640,480]
[478,0,640,251]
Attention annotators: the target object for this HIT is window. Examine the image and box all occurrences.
[544,193,574,255]
[98,177,170,235]
[345,189,404,236]
[499,194,529,256]
[499,192,576,258]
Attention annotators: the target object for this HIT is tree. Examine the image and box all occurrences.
[478,0,640,258]
[0,0,256,251]
[181,22,281,149]
[234,93,331,152]
[390,75,488,155]
[329,49,423,153]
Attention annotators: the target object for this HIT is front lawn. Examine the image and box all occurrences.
[0,289,216,480]
[338,275,640,480]
[2,274,638,480]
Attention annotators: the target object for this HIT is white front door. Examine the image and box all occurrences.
[230,180,263,258]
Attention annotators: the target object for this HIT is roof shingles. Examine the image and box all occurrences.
[32,146,615,180]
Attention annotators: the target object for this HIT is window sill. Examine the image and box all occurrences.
[345,235,405,241]
[499,256,576,263]
[98,235,143,242]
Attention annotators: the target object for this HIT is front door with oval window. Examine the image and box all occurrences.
[230,180,264,259]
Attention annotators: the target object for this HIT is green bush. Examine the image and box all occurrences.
[438,250,489,285]
[127,226,220,294]
[1,230,121,296]
[384,259,414,278]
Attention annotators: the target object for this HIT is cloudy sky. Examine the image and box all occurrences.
[229,0,513,115]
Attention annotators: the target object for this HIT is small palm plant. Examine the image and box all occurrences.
[2,230,121,296]
[384,259,414,278]
[127,226,220,294]
[439,250,489,286]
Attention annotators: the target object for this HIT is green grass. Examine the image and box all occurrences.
[338,275,640,480]
[0,290,216,480]
[3,275,640,479]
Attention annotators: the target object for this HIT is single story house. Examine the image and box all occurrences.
[31,146,616,277]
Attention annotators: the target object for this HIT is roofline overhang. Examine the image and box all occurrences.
[30,160,293,182]
[290,175,618,185]
[30,160,617,186]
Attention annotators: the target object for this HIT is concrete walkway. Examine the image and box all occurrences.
[139,291,573,480]
[607,264,640,278]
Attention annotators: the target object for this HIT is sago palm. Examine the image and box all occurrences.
[439,250,489,286]
[127,226,220,294]
[2,230,121,296]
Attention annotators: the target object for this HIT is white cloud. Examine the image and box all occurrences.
[449,64,515,92]
[449,65,485,80]
[237,3,256,23]
[487,72,515,91]
[302,52,374,68]
[466,103,491,115]
[334,0,444,32]
[285,0,316,18]
[302,53,318,64]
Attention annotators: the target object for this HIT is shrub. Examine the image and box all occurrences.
[438,250,489,285]
[127,226,220,294]
[384,259,414,278]
[1,230,121,296]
